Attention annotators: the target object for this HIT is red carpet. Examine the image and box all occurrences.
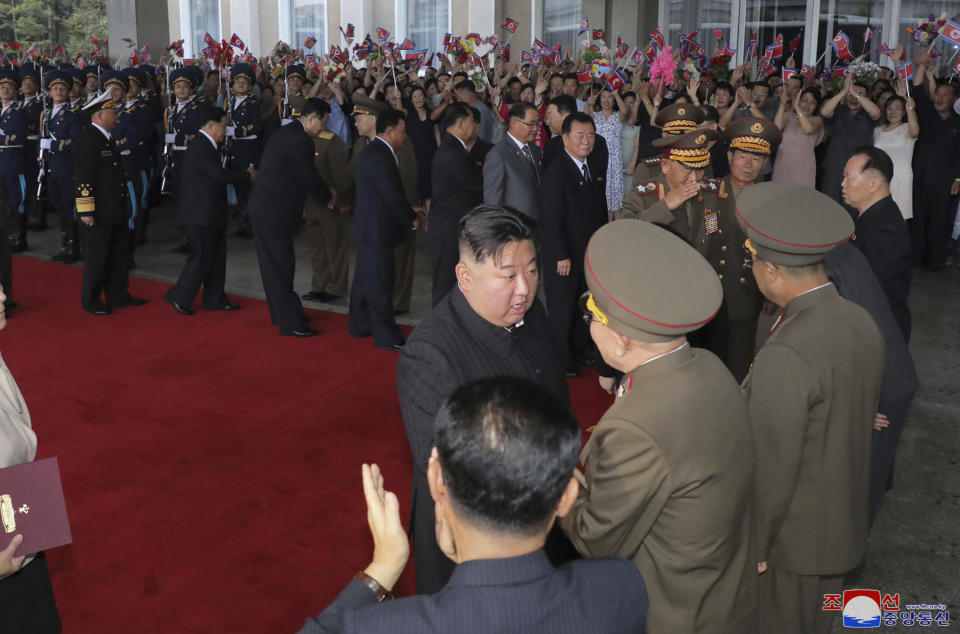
[3,255,614,632]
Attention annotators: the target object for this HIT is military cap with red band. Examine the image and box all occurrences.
[584,220,722,343]
[736,182,853,266]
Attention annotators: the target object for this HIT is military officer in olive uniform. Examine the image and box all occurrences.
[302,98,353,302]
[560,219,757,634]
[625,102,706,191]
[621,129,719,259]
[738,183,884,634]
[709,117,782,381]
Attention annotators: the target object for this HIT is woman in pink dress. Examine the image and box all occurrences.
[772,88,824,187]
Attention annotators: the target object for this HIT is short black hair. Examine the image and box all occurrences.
[454,79,476,93]
[435,376,581,536]
[561,72,578,84]
[561,111,595,134]
[300,97,330,119]
[936,80,960,98]
[198,105,226,128]
[442,102,473,130]
[452,71,469,82]
[714,80,734,96]
[458,204,539,265]
[752,81,770,93]
[548,94,577,117]
[470,106,481,123]
[205,70,219,80]
[507,77,522,89]
[852,145,894,184]
[375,107,406,133]
[508,101,537,121]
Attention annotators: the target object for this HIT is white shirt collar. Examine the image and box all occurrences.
[375,136,398,163]
[199,129,218,150]
[565,150,587,173]
[451,133,468,151]
[234,95,247,106]
[91,122,111,140]
[507,132,527,152]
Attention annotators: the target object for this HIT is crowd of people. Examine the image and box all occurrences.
[0,31,951,634]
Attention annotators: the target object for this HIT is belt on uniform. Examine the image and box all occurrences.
[0,145,23,149]
[173,146,187,151]
[120,150,131,156]
[26,135,39,141]
[235,135,258,141]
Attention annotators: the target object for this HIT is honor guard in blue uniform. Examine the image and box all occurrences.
[104,69,150,265]
[137,64,164,213]
[280,63,307,121]
[120,67,156,244]
[0,69,28,258]
[164,67,206,203]
[45,69,84,263]
[18,63,43,240]
[227,62,262,237]
[67,66,85,110]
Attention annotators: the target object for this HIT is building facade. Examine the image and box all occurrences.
[106,0,960,70]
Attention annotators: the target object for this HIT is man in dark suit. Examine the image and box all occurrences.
[397,206,570,594]
[429,103,482,306]
[299,377,647,634]
[842,146,913,342]
[542,95,608,186]
[348,108,420,350]
[249,98,331,337]
[541,112,607,374]
[482,102,542,220]
[73,94,146,315]
[165,107,252,315]
[824,242,918,523]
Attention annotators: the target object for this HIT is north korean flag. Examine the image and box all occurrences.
[789,31,802,52]
[577,70,593,85]
[714,29,723,41]
[615,36,629,59]
[500,18,519,33]
[952,54,960,77]
[579,17,589,35]
[630,48,644,66]
[604,69,627,92]
[26,43,40,59]
[399,38,415,50]
[649,28,665,53]
[800,65,815,84]
[496,45,511,62]
[760,61,776,77]
[204,32,217,48]
[831,31,854,61]
[939,19,960,47]
[781,66,797,82]
[746,32,758,59]
[532,38,548,55]
[644,47,657,63]
[303,35,317,49]
[376,27,391,45]
[897,61,913,81]
[404,48,427,63]
[230,33,246,49]
[592,29,606,42]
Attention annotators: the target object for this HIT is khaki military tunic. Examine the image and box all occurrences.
[742,283,884,634]
[560,343,757,634]
[303,130,353,297]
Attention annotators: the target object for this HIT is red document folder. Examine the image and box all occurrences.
[0,457,72,556]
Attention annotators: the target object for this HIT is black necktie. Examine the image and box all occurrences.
[582,162,591,183]
[522,145,540,184]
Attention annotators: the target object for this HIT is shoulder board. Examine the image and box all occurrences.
[642,156,661,166]
[317,131,335,140]
[635,180,658,195]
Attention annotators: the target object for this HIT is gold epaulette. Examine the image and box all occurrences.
[642,156,661,166]
[317,131,334,140]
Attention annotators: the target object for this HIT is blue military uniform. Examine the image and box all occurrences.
[164,67,206,202]
[118,67,155,244]
[45,70,84,262]
[0,69,28,255]
[18,63,44,239]
[227,62,262,236]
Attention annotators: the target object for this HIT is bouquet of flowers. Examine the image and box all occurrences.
[649,46,677,91]
[322,61,345,81]
[906,13,951,47]
[845,60,880,84]
[580,40,609,65]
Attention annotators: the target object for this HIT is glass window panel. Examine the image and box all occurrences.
[188,0,220,57]
[291,0,326,51]
[743,1,807,67]
[406,0,449,65]
[815,1,885,67]
[543,0,580,55]
[898,2,960,71]
[666,0,736,47]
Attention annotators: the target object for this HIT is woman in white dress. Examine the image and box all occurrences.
[0,285,62,632]
[873,82,919,221]
[585,88,628,217]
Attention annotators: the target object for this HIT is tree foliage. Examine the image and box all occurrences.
[0,0,107,60]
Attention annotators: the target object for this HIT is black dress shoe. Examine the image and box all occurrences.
[215,303,240,311]
[85,304,110,316]
[375,342,404,351]
[283,327,319,337]
[119,296,147,307]
[301,291,341,302]
[166,299,193,316]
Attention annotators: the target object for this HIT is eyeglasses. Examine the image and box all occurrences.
[516,118,540,127]
[743,238,758,269]
[579,292,609,326]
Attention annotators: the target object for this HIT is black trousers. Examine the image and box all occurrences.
[428,218,460,307]
[79,220,129,310]
[251,218,307,334]
[165,224,229,310]
[349,240,404,347]
[869,394,915,524]
[912,178,956,268]
[0,552,61,634]
[544,266,588,370]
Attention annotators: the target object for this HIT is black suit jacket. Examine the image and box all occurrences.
[540,151,607,269]
[298,550,648,634]
[73,125,128,225]
[352,138,414,246]
[852,195,913,342]
[430,134,483,231]
[248,119,330,233]
[177,133,250,228]
[543,133,609,184]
